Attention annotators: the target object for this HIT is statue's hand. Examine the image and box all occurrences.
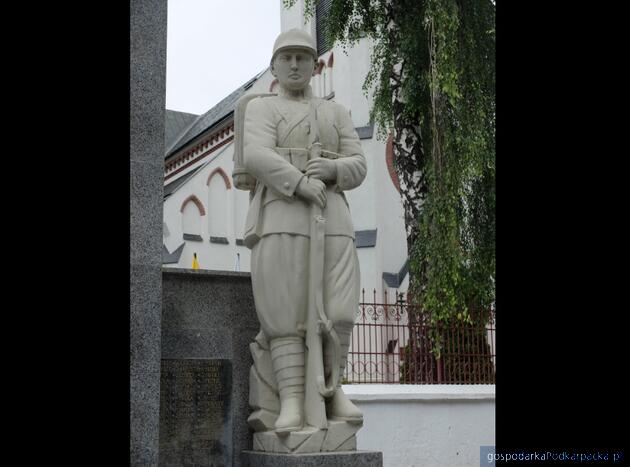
[295,177,327,209]
[305,158,337,182]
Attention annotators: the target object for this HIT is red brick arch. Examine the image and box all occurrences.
[314,59,325,75]
[180,195,206,215]
[207,167,232,189]
[386,133,400,192]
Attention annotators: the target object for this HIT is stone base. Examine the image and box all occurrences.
[241,450,383,467]
[252,420,361,453]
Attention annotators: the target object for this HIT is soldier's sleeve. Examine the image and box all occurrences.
[334,104,367,191]
[243,98,305,198]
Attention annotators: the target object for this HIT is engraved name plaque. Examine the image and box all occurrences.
[159,359,232,466]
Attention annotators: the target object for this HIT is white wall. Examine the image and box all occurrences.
[324,24,408,296]
[345,385,495,467]
[332,38,372,127]
[355,247,379,297]
[280,0,315,37]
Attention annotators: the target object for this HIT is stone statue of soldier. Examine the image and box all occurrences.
[233,28,366,452]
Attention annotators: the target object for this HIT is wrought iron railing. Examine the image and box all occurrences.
[344,290,496,384]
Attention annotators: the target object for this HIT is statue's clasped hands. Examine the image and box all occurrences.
[296,176,327,209]
[305,158,337,182]
[296,158,337,209]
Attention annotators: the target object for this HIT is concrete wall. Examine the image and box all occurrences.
[344,385,495,467]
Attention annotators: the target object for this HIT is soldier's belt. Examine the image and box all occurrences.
[275,147,344,160]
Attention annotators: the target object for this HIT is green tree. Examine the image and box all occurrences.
[285,0,495,356]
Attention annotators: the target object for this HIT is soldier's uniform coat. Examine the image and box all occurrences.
[243,86,366,339]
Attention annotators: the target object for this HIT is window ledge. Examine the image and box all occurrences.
[183,233,203,242]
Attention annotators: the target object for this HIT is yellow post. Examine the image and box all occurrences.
[192,252,200,270]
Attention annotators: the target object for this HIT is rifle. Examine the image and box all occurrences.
[303,141,343,429]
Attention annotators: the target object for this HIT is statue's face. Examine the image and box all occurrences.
[271,48,316,92]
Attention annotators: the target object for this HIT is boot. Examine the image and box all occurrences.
[325,326,363,423]
[270,336,305,434]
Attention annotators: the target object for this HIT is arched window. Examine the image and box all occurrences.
[312,56,334,99]
[385,134,400,193]
[180,195,205,240]
[207,168,230,241]
[312,60,325,98]
[326,52,334,98]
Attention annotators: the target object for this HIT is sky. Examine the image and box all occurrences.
[166,0,282,116]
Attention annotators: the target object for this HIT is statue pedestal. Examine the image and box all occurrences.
[251,420,361,453]
[241,450,383,467]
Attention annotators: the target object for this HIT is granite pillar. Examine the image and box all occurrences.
[130,0,167,465]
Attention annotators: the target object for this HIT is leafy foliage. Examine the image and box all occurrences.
[284,0,495,356]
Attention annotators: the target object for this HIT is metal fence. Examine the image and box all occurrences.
[344,290,496,384]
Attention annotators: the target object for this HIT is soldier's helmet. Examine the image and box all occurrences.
[271,28,318,62]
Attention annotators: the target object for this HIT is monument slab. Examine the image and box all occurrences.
[159,359,232,466]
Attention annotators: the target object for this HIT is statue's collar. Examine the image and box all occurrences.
[277,84,313,100]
